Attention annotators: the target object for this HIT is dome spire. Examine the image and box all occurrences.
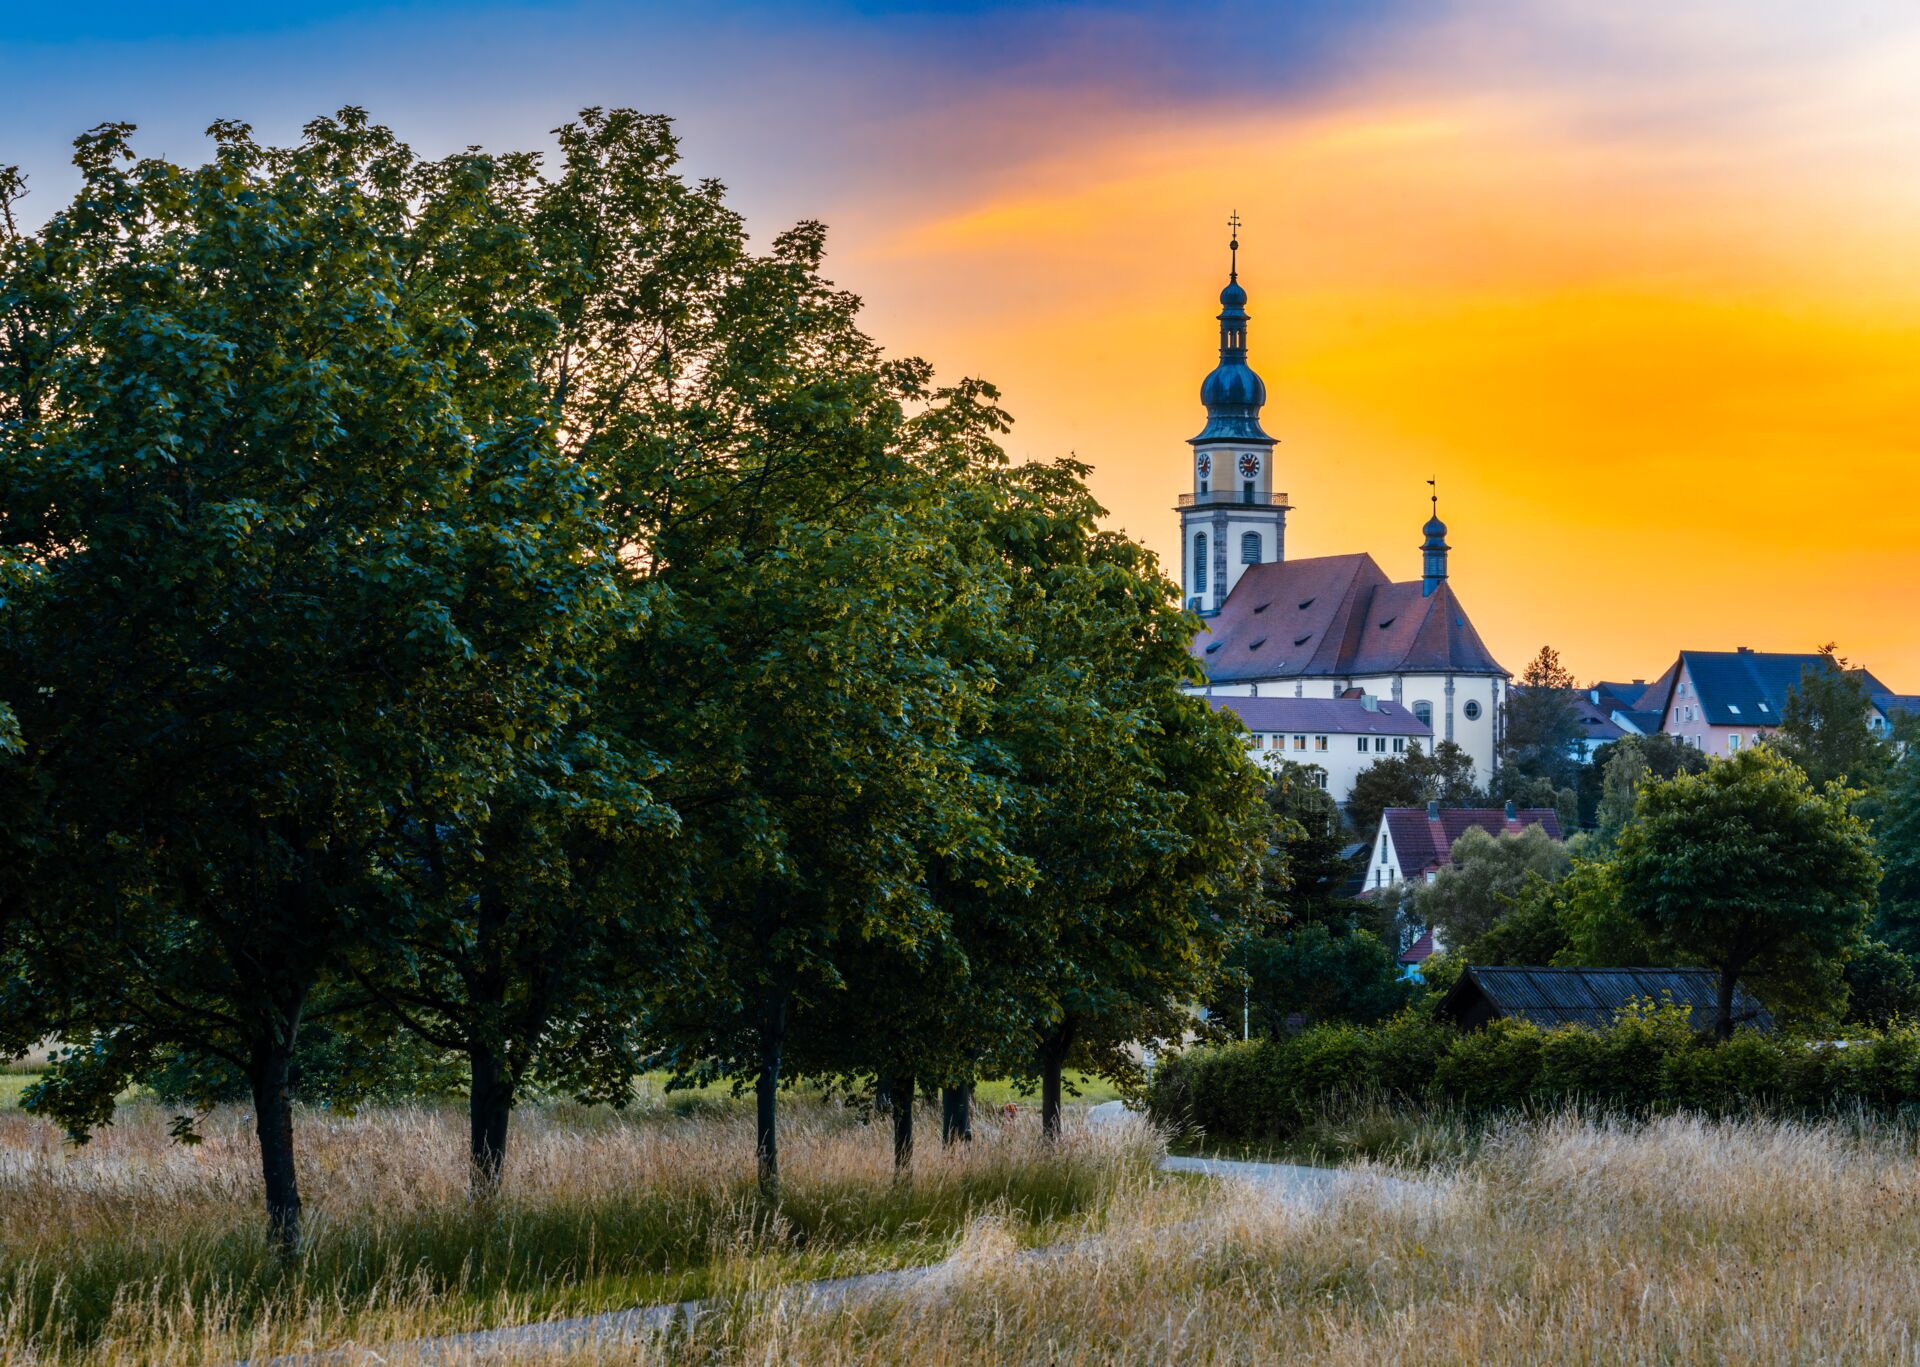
[1421,478,1450,597]
[1193,211,1269,442]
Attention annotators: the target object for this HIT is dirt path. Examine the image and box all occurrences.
[253,1109,1435,1365]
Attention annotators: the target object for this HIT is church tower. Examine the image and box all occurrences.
[1180,215,1288,615]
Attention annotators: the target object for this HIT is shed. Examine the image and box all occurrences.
[1437,965,1773,1033]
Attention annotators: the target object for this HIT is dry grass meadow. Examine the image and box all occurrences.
[6,1097,1920,1363]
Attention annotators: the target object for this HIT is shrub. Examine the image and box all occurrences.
[1147,1009,1920,1145]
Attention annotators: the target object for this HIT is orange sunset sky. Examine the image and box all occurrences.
[6,2,1919,684]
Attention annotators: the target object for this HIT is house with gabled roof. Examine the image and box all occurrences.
[1364,800,1563,896]
[1651,648,1912,758]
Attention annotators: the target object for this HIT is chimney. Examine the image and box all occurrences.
[1504,799,1517,820]
[1427,799,1440,821]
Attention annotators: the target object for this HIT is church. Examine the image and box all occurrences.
[1182,226,1511,782]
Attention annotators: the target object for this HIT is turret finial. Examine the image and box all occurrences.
[1227,209,1242,281]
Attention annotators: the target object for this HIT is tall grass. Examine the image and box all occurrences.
[621,1110,1920,1364]
[0,1096,1153,1364]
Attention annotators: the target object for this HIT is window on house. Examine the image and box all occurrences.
[1729,734,1741,752]
[1727,704,1742,715]
[1250,734,1264,751]
[1193,535,1208,592]
[1375,737,1388,752]
[1393,737,1406,752]
[1315,770,1328,789]
[1412,700,1433,727]
[1314,735,1328,752]
[1293,734,1306,750]
[1241,532,1261,564]
[1358,738,1369,753]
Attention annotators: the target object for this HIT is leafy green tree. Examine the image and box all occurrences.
[1410,825,1571,950]
[1877,740,1920,958]
[1345,740,1484,843]
[1463,871,1571,965]
[1613,747,1879,1037]
[1777,644,1890,796]
[1235,924,1410,1032]
[1842,940,1920,1030]
[0,113,624,1250]
[1501,645,1586,790]
[1592,734,1705,849]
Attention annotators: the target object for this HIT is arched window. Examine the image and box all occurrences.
[1412,700,1433,728]
[1193,534,1208,593]
[1240,531,1261,565]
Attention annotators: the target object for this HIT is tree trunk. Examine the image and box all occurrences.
[468,1043,514,1198]
[1717,967,1737,1041]
[940,1084,973,1145]
[247,1036,302,1259]
[756,988,788,1203]
[1039,1023,1073,1144]
[890,1075,915,1173]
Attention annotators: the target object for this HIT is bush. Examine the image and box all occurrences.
[1147,1011,1920,1145]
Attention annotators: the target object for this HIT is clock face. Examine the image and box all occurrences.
[1196,453,1211,477]
[1238,452,1260,479]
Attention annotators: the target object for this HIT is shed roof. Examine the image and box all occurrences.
[1439,965,1773,1032]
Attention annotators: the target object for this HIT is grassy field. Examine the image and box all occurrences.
[625,1110,1920,1363]
[10,1093,1920,1363]
[0,1094,1159,1364]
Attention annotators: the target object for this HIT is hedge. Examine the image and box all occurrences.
[1145,1005,1920,1144]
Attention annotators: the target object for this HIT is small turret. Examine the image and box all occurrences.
[1421,487,1449,597]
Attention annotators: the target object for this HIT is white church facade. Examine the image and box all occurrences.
[1181,227,1511,783]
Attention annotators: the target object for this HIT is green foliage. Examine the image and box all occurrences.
[1776,644,1891,797]
[1465,871,1570,964]
[1147,1005,1920,1145]
[1345,740,1485,842]
[1876,742,1920,958]
[1500,645,1587,791]
[1411,824,1572,949]
[1224,924,1413,1033]
[1613,746,1879,1036]
[1843,941,1920,1031]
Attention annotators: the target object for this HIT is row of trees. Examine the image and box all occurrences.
[0,110,1269,1251]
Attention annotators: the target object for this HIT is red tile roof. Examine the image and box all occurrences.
[1192,554,1507,684]
[1382,806,1564,880]
[1397,929,1436,965]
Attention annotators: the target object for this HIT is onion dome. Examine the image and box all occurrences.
[1192,219,1274,445]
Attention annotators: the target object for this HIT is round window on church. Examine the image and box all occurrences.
[1464,700,1482,721]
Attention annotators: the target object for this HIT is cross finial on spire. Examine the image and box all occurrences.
[1227,210,1242,280]
[1427,475,1437,516]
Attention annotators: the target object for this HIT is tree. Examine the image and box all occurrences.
[1877,738,1920,958]
[1843,940,1920,1030]
[1590,734,1707,850]
[1409,825,1571,950]
[1345,740,1484,843]
[1501,646,1586,791]
[1613,747,1879,1037]
[1235,924,1410,1033]
[0,113,625,1251]
[1464,871,1571,965]
[1777,644,1890,796]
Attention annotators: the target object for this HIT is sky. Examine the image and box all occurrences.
[5,1,1919,685]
